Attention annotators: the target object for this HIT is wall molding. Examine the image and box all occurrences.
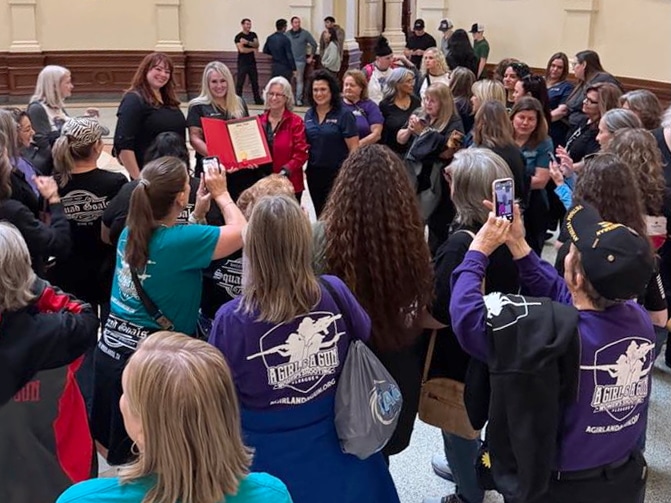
[0,51,668,106]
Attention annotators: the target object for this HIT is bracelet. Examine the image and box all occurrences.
[188,213,207,225]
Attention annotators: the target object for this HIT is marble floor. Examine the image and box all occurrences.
[39,102,671,502]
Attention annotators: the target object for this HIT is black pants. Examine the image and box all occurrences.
[306,168,337,218]
[235,63,262,101]
[526,450,647,503]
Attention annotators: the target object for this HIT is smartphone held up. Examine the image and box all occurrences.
[493,178,514,222]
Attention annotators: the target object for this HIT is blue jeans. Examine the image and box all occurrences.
[295,61,306,103]
[442,431,484,503]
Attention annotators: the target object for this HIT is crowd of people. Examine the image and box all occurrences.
[0,14,670,503]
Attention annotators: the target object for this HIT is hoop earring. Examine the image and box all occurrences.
[131,441,140,457]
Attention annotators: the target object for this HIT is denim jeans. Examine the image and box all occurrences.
[442,431,484,503]
[295,61,306,103]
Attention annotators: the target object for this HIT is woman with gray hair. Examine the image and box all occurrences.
[0,221,98,502]
[596,108,642,149]
[258,76,308,200]
[379,67,421,157]
[427,148,521,503]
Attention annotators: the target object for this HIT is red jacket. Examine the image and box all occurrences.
[259,109,309,193]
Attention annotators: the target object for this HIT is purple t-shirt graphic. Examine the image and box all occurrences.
[342,99,384,140]
[209,275,371,410]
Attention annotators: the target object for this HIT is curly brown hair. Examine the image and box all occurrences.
[322,144,434,351]
[607,128,666,216]
[573,153,646,237]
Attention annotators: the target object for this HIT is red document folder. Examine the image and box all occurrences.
[201,116,273,171]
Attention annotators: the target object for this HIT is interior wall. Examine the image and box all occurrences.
[0,0,668,83]
[415,0,670,82]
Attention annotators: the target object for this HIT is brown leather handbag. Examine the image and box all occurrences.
[418,329,480,439]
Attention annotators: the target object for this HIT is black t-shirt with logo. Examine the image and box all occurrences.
[201,251,243,320]
[46,169,127,304]
[235,31,258,65]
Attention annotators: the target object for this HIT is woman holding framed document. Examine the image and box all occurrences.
[258,76,309,202]
[188,61,269,201]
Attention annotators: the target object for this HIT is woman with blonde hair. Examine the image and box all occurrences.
[210,194,400,503]
[92,156,246,466]
[59,332,291,503]
[28,65,104,174]
[418,47,451,98]
[398,82,464,251]
[187,61,249,183]
[49,117,127,311]
[470,79,506,114]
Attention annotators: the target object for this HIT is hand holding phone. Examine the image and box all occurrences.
[492,178,515,222]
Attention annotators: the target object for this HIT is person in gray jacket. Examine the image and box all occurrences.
[286,16,318,106]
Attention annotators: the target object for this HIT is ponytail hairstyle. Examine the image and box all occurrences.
[125,157,189,269]
[52,117,103,187]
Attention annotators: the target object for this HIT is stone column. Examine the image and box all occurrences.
[358,0,383,37]
[562,0,600,55]
[155,0,183,52]
[382,0,405,53]
[8,0,41,52]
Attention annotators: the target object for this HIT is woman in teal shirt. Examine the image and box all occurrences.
[92,156,247,466]
[58,332,292,503]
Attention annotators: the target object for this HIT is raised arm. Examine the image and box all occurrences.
[203,165,246,260]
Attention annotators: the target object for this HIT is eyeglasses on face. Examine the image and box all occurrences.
[583,96,599,105]
[267,92,286,99]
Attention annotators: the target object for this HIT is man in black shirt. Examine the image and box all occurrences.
[234,18,263,105]
[263,19,296,82]
[404,19,437,69]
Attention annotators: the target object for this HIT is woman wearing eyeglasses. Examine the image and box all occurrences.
[558,50,622,134]
[556,82,622,171]
[258,76,308,202]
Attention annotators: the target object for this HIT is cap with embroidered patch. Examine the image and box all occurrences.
[564,204,654,301]
[413,19,425,31]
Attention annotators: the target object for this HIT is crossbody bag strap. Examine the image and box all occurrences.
[130,268,175,330]
[422,228,484,383]
[319,277,354,338]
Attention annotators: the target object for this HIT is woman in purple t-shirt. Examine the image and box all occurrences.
[341,70,384,147]
[209,194,399,503]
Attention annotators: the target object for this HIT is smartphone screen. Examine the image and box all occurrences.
[203,156,221,173]
[493,178,515,221]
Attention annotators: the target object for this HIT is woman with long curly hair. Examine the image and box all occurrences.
[418,47,451,98]
[555,153,667,331]
[608,128,666,241]
[317,144,434,459]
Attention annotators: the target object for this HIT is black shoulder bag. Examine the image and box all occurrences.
[130,269,175,331]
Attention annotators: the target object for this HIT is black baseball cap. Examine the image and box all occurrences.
[565,204,654,301]
[414,19,425,30]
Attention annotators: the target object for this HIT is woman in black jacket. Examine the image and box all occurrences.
[429,148,520,503]
[0,131,70,276]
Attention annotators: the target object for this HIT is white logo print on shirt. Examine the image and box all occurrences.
[248,312,343,394]
[484,292,542,331]
[582,337,653,422]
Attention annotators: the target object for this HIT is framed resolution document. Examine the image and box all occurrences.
[202,116,272,171]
